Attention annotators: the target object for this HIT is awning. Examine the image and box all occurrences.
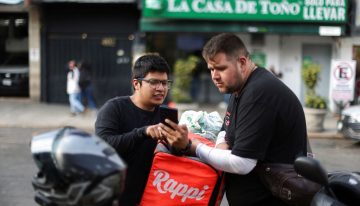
[29,0,135,3]
[0,0,23,4]
[0,0,26,13]
[140,18,345,36]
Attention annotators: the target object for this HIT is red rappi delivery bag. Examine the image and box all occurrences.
[140,133,224,206]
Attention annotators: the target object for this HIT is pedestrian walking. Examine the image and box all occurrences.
[66,60,84,116]
[78,61,97,112]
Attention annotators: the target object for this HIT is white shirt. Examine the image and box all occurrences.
[195,131,257,175]
[67,67,81,94]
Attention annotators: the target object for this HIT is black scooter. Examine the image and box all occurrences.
[294,157,360,206]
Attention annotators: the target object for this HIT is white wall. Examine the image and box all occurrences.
[263,35,280,71]
[339,37,360,59]
[280,35,335,101]
[28,5,41,101]
[237,34,280,71]
[279,35,302,98]
[236,33,337,106]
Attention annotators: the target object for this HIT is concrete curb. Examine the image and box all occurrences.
[308,131,344,139]
[0,98,344,139]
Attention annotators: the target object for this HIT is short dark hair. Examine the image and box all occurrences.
[202,33,249,61]
[132,54,170,79]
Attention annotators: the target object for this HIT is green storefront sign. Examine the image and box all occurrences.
[143,0,347,23]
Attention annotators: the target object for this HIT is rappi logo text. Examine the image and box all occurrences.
[152,169,209,202]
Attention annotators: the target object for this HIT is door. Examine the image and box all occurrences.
[41,3,139,105]
[45,33,133,105]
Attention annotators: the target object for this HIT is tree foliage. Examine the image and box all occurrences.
[172,55,200,103]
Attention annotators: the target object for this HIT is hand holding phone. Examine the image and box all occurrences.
[159,106,178,128]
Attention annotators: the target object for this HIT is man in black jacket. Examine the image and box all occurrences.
[95,54,172,205]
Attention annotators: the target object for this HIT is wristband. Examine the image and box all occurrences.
[180,139,192,155]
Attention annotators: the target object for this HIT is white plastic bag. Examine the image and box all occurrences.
[179,110,223,142]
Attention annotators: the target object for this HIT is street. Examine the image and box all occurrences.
[0,127,360,206]
[310,138,360,171]
[0,128,41,206]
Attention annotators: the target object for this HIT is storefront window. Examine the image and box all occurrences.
[0,15,28,65]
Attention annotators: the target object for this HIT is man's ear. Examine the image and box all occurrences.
[237,56,248,73]
[238,56,248,66]
[132,79,140,91]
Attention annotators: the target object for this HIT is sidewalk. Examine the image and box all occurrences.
[0,97,96,132]
[0,97,343,138]
[308,113,343,139]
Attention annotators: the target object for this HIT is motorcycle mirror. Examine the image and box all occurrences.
[294,156,329,186]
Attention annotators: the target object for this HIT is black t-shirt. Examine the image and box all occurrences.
[224,68,307,206]
[79,69,91,90]
[95,96,160,206]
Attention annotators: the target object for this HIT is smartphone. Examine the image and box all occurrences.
[159,106,178,128]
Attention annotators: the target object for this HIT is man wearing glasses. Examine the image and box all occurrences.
[95,54,172,206]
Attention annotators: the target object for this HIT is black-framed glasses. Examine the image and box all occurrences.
[136,78,173,89]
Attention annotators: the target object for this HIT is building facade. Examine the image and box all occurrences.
[1,0,356,109]
[28,0,139,105]
[141,0,349,106]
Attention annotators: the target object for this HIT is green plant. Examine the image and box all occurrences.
[302,59,327,109]
[171,55,200,103]
[304,94,327,109]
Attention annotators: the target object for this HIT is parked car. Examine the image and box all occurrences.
[337,105,360,141]
[0,66,29,96]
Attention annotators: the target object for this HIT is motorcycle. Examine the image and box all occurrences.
[294,156,360,206]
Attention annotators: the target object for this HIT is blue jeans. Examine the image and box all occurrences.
[69,93,84,114]
[81,84,97,110]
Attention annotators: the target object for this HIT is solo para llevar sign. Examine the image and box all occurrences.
[143,0,347,23]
